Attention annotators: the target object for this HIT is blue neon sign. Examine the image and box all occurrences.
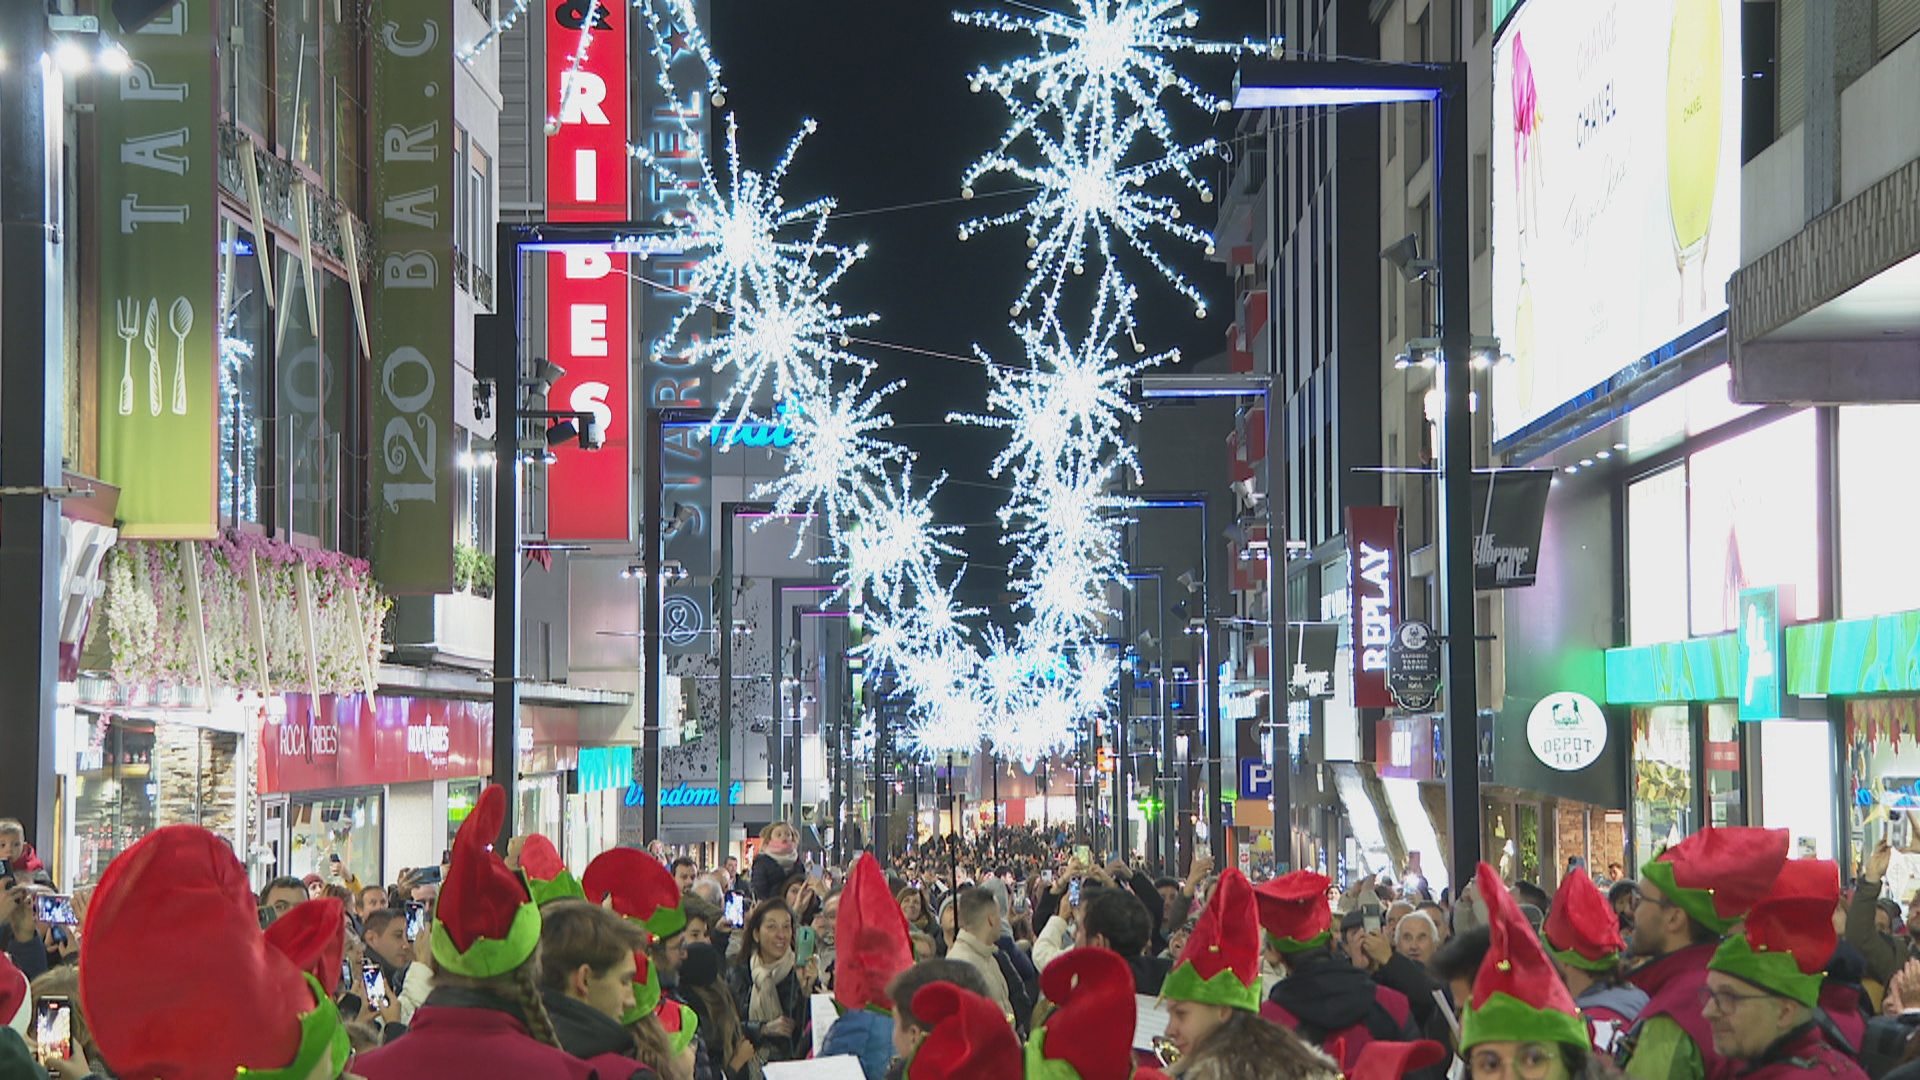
[622,782,747,807]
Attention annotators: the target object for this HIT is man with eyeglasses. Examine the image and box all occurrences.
[1700,858,1867,1078]
[1617,827,1790,1080]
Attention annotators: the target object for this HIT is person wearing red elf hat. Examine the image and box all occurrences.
[1458,863,1610,1080]
[520,835,586,908]
[581,847,696,1080]
[1620,826,1788,1080]
[1543,867,1648,1057]
[1157,869,1338,1079]
[79,824,355,1080]
[1023,948,1172,1080]
[1254,870,1427,1074]
[1702,859,1866,1079]
[818,854,915,1079]
[352,784,598,1079]
[900,980,1022,1080]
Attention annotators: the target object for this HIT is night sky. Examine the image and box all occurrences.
[713,0,1261,609]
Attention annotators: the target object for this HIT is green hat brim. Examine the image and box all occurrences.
[1269,929,1332,955]
[235,974,352,1080]
[1160,961,1260,1013]
[1023,1026,1082,1080]
[1708,933,1823,1008]
[622,958,665,1026]
[1640,858,1734,935]
[430,899,543,978]
[529,867,587,907]
[1459,990,1591,1054]
[645,904,688,941]
[1545,937,1620,973]
[667,1002,699,1057]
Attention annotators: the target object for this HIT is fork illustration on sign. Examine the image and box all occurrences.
[144,299,161,417]
[114,298,138,416]
[168,297,193,415]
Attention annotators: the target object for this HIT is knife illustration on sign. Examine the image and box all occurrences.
[145,299,161,417]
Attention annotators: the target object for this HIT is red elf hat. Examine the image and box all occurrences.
[0,951,25,1035]
[583,846,687,1024]
[1253,870,1333,953]
[1347,1039,1450,1080]
[1162,868,1262,1012]
[520,833,585,906]
[1542,867,1623,972]
[1024,947,1139,1080]
[834,852,914,1014]
[1639,826,1789,935]
[1708,858,1840,1008]
[264,895,347,990]
[1458,863,1588,1054]
[905,981,1024,1080]
[80,825,351,1080]
[431,783,542,978]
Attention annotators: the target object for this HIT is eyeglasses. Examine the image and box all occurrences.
[1468,1043,1559,1079]
[1697,985,1775,1013]
[1633,889,1673,909]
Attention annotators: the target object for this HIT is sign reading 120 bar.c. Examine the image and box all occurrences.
[1346,507,1401,709]
[545,0,630,540]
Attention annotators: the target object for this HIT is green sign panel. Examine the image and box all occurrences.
[1603,634,1738,705]
[1738,587,1785,721]
[96,0,218,538]
[367,1,457,592]
[1788,610,1920,697]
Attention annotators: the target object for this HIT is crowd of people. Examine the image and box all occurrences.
[7,811,1920,1078]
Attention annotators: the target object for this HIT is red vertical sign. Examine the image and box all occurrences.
[1347,507,1400,709]
[545,0,630,539]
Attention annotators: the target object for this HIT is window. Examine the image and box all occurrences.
[225,0,272,137]
[1633,706,1695,857]
[1687,411,1819,634]
[1627,466,1689,645]
[277,255,324,538]
[469,143,495,307]
[1839,405,1920,617]
[325,0,366,204]
[452,128,470,290]
[218,223,270,526]
[275,0,323,168]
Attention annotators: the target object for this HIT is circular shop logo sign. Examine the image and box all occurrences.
[1526,691,1607,772]
[662,595,707,649]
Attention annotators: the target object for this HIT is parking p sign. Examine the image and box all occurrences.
[1239,758,1273,800]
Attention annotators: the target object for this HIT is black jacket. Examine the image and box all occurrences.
[1125,953,1173,996]
[749,854,794,902]
[726,960,810,1063]
[541,987,653,1080]
[1271,949,1417,1041]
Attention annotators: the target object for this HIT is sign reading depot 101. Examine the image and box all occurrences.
[1526,691,1609,772]
[1490,0,1741,443]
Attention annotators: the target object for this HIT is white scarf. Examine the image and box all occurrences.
[749,949,797,1064]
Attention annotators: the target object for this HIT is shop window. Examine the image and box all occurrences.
[1687,410,1819,635]
[1840,405,1920,618]
[1848,699,1920,853]
[1627,466,1689,644]
[325,0,366,205]
[275,0,324,168]
[218,224,270,527]
[1632,706,1694,858]
[73,718,241,886]
[287,792,383,888]
[1757,719,1833,858]
[448,779,482,852]
[278,256,324,539]
[1703,703,1744,827]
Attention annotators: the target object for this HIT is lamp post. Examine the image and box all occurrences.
[1233,58,1478,890]
[717,500,778,858]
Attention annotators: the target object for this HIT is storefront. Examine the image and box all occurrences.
[257,693,583,888]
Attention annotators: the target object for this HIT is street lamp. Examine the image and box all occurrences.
[1233,57,1479,892]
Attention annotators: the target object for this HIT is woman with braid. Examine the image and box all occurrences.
[355,784,602,1078]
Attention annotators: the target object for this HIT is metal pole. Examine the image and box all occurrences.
[1435,69,1481,893]
[1203,502,1227,862]
[718,503,736,855]
[483,223,523,843]
[1265,103,1293,873]
[0,17,61,856]
[641,409,664,845]
[790,601,804,830]
[771,582,785,825]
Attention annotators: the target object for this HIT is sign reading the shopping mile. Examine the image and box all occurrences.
[1470,469,1554,589]
[96,0,219,538]
[368,0,456,591]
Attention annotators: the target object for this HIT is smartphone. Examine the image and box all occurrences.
[1073,845,1092,866]
[1067,877,1082,909]
[35,997,71,1061]
[404,901,428,941]
[723,892,747,926]
[339,957,355,996]
[34,894,79,926]
[259,905,279,931]
[412,864,442,886]
[796,926,816,967]
[362,961,388,1008]
[1194,843,1212,863]
[0,859,10,880]
[1361,902,1384,934]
